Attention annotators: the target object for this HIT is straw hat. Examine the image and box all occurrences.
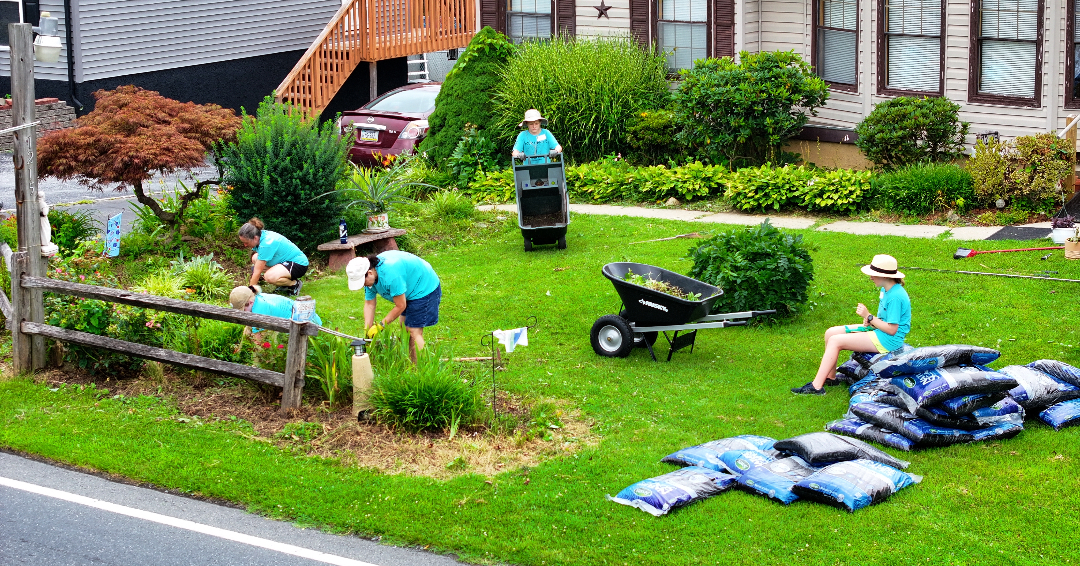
[346,257,370,291]
[518,108,548,128]
[229,285,260,309]
[861,254,904,279]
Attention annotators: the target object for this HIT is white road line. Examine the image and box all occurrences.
[0,475,379,566]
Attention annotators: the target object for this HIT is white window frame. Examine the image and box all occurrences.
[0,0,25,51]
[506,0,552,44]
[657,0,709,72]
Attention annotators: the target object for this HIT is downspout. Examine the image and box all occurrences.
[62,0,83,111]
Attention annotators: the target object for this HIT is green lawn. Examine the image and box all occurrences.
[3,214,1080,565]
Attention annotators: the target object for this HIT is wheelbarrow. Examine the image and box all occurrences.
[590,262,775,361]
[514,153,569,251]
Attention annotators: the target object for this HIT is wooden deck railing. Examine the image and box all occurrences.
[276,0,477,117]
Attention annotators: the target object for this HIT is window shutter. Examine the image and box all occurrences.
[556,0,576,36]
[980,39,1036,97]
[481,0,507,33]
[713,0,734,58]
[630,0,653,47]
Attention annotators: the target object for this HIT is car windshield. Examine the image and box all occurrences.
[365,88,438,113]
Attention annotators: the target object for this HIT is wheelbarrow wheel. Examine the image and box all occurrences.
[557,237,566,250]
[524,238,533,252]
[591,315,634,358]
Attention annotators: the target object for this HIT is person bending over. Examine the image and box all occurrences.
[228,285,322,339]
[237,218,308,296]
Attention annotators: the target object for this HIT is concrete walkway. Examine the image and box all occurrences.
[485,203,1052,241]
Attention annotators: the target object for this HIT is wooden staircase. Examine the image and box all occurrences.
[276,0,476,117]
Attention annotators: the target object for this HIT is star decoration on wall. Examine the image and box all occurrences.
[594,0,613,19]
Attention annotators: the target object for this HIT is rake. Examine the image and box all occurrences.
[953,246,1063,259]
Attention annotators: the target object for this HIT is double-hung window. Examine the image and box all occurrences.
[1068,0,1080,106]
[971,0,1041,104]
[815,0,858,88]
[657,0,708,71]
[506,0,552,43]
[880,0,943,94]
[0,0,24,48]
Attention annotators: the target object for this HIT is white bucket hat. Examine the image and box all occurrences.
[518,108,548,128]
[861,254,904,279]
[346,257,370,291]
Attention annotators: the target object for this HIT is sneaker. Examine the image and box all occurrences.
[791,382,826,395]
[290,279,303,296]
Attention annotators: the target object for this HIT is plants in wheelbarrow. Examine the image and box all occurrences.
[623,269,702,301]
[687,219,814,318]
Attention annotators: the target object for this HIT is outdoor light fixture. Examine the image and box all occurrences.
[32,11,61,63]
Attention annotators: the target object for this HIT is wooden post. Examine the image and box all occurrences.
[1068,114,1079,197]
[10,252,31,374]
[369,61,377,101]
[280,320,310,414]
[10,23,46,370]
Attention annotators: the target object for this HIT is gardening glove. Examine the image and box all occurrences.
[365,322,384,339]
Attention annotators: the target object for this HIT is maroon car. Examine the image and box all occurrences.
[337,83,441,166]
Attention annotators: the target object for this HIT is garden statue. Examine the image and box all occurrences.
[38,193,58,257]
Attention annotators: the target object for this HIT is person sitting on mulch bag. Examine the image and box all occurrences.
[346,251,442,364]
[792,254,912,395]
[228,285,321,338]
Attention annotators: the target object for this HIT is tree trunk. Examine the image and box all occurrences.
[131,179,177,226]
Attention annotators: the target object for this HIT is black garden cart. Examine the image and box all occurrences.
[590,262,775,361]
[514,154,569,251]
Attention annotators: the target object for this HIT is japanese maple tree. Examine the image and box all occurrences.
[36,86,241,227]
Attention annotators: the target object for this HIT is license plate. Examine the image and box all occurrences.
[359,129,379,142]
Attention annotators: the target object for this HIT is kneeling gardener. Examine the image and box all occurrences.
[347,251,442,363]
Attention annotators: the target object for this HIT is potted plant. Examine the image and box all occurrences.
[1051,214,1076,244]
[337,157,429,233]
[1066,226,1080,260]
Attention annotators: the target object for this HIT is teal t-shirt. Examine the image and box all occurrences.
[250,293,321,333]
[874,283,911,352]
[364,250,440,302]
[513,128,559,164]
[256,230,308,267]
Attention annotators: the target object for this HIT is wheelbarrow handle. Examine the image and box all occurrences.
[752,310,777,316]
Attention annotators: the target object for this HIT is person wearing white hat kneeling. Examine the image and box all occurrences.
[792,254,912,395]
[512,109,562,164]
[346,251,442,364]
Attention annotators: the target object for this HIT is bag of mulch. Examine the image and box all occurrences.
[774,432,910,469]
[851,344,915,370]
[1039,399,1080,430]
[913,405,982,430]
[736,456,819,504]
[970,418,1024,442]
[836,358,864,385]
[661,435,778,471]
[936,392,1009,417]
[826,418,916,452]
[880,366,1017,412]
[851,402,975,446]
[1000,365,1080,411]
[971,397,1025,426]
[1026,359,1080,389]
[607,466,737,516]
[870,345,1001,378]
[717,449,775,476]
[791,459,922,512]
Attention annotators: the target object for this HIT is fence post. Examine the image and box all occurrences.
[280,320,309,414]
[1068,115,1078,198]
[10,251,31,374]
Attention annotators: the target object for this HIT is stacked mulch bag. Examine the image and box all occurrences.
[828,345,1080,449]
[607,432,920,515]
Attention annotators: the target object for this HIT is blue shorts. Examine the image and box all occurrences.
[403,285,441,328]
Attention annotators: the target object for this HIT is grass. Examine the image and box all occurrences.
[3,214,1080,565]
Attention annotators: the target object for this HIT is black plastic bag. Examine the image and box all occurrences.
[870,345,1000,378]
[774,432,909,469]
[1001,365,1080,411]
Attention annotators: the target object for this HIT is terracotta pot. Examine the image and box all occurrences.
[1065,239,1080,260]
[364,212,390,233]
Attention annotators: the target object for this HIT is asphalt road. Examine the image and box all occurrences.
[0,452,471,566]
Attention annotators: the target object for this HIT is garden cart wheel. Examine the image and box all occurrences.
[557,237,566,250]
[524,238,533,252]
[591,315,634,357]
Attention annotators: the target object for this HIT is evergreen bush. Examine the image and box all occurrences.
[854,96,969,170]
[687,220,815,318]
[625,110,684,166]
[492,36,670,162]
[673,51,829,167]
[220,96,350,251]
[872,163,975,216]
[419,27,516,165]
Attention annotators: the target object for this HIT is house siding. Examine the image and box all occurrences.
[0,0,69,82]
[70,0,339,82]
[575,0,632,38]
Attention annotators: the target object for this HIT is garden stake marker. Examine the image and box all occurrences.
[953,246,1063,259]
[480,316,537,420]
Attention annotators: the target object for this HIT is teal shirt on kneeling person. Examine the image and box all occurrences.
[251,293,321,333]
[256,230,308,268]
[365,250,440,302]
[874,283,911,352]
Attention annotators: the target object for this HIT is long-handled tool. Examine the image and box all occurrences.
[953,246,1062,259]
[904,265,1080,283]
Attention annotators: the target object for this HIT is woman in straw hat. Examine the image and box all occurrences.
[792,254,912,395]
[228,285,321,337]
[511,109,562,164]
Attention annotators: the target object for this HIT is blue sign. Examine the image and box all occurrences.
[105,212,121,257]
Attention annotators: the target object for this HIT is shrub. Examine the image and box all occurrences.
[854,96,969,170]
[568,156,727,203]
[872,163,975,216]
[0,214,16,249]
[46,286,162,375]
[967,133,1073,212]
[725,165,871,213]
[687,220,815,317]
[48,209,99,255]
[133,272,187,299]
[446,125,501,189]
[221,95,350,251]
[465,167,515,203]
[673,51,829,167]
[420,27,516,165]
[492,36,670,162]
[427,190,476,220]
[625,110,684,166]
[169,253,234,301]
